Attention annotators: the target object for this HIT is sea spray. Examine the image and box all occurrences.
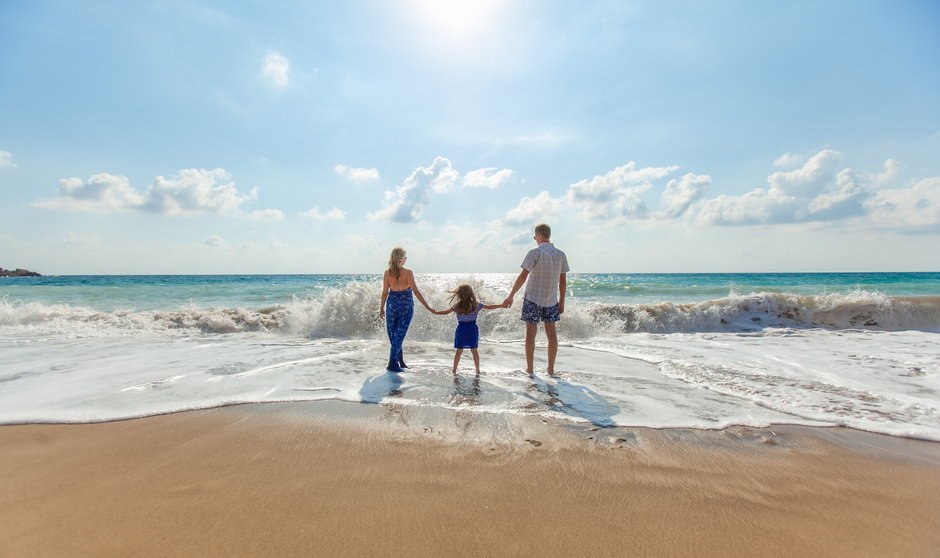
[3,289,939,338]
[588,291,940,333]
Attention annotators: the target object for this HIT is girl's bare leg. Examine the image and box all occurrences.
[470,348,480,374]
[452,349,463,374]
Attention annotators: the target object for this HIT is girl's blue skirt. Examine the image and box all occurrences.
[454,322,479,349]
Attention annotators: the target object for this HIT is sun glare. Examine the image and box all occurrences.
[408,0,501,42]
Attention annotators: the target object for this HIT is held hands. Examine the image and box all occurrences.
[427,302,513,314]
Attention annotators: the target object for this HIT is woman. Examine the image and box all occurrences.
[379,247,432,372]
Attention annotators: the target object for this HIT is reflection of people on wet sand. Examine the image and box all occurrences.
[379,247,433,372]
[449,372,482,406]
[503,223,569,376]
[524,376,618,428]
[432,283,506,374]
[358,372,405,404]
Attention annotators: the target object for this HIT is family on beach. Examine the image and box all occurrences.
[379,223,569,376]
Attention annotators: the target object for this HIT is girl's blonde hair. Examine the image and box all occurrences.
[387,247,406,279]
[448,283,478,315]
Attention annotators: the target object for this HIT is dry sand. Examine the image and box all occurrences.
[1,401,938,557]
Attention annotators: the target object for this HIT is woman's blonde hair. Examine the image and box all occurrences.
[388,247,406,279]
[448,283,478,315]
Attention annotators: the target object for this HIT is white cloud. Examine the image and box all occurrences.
[369,157,515,222]
[698,150,849,225]
[869,158,902,187]
[804,168,866,221]
[499,163,701,226]
[658,173,711,218]
[426,158,461,194]
[567,162,678,220]
[773,152,805,167]
[140,168,256,216]
[35,173,146,213]
[695,151,940,230]
[509,231,533,245]
[203,235,225,247]
[261,50,290,88]
[300,206,346,221]
[865,177,940,230]
[369,157,456,222]
[767,149,843,199]
[0,150,16,168]
[503,191,561,226]
[35,168,259,216]
[462,168,513,189]
[697,188,789,226]
[247,209,285,222]
[334,165,380,183]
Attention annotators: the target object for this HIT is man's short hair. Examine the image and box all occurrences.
[534,223,551,239]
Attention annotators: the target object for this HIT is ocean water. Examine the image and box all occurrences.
[1,273,939,441]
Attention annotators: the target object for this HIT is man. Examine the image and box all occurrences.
[503,223,569,375]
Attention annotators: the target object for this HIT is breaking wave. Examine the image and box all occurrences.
[2,285,938,338]
[588,291,940,333]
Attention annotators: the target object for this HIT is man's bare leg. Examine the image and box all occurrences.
[525,323,537,374]
[544,321,558,375]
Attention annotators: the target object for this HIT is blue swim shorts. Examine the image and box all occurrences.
[520,299,560,324]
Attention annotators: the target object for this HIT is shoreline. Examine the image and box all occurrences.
[4,398,940,463]
[2,401,939,557]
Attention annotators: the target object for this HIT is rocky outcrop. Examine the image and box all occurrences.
[0,267,42,277]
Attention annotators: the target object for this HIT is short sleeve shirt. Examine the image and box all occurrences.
[521,242,569,307]
[456,302,484,323]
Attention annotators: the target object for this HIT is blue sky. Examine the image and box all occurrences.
[1,0,939,273]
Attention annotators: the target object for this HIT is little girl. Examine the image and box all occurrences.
[433,284,505,374]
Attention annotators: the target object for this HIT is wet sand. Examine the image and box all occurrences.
[1,401,939,557]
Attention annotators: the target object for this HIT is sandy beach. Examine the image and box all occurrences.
[1,401,939,558]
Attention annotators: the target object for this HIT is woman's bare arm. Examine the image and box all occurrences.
[406,270,433,311]
[379,271,390,318]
